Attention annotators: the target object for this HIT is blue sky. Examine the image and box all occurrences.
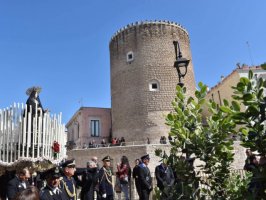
[0,0,265,124]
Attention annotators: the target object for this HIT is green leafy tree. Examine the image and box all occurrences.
[228,65,266,198]
[153,82,251,200]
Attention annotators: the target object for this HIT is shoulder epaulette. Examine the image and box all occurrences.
[59,177,63,180]
[39,190,45,197]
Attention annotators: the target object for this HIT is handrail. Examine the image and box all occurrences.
[71,139,174,150]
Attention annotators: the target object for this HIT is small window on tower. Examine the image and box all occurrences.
[127,51,134,62]
[152,83,157,89]
[149,80,160,91]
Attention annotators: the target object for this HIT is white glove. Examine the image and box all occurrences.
[102,193,107,198]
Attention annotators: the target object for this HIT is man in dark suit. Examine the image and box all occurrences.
[155,161,175,197]
[80,161,99,200]
[138,154,153,200]
[39,167,69,200]
[99,156,113,200]
[92,156,101,200]
[7,168,30,200]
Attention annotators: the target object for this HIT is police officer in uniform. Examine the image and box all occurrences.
[39,167,69,200]
[59,158,82,200]
[138,154,153,200]
[99,156,113,200]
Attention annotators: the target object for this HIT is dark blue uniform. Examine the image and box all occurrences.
[138,155,153,200]
[40,186,68,200]
[59,175,77,200]
[99,166,113,200]
[39,167,68,200]
[59,158,82,200]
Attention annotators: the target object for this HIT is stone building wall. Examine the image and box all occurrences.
[67,142,247,175]
[109,20,196,142]
[67,144,172,174]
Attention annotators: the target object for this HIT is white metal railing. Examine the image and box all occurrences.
[0,103,66,168]
[72,139,173,150]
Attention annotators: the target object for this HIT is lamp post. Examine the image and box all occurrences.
[173,40,190,159]
[173,41,190,88]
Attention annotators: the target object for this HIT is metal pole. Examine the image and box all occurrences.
[130,177,132,200]
[247,42,254,66]
[173,41,183,60]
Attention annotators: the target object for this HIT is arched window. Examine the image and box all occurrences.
[149,80,160,91]
[127,51,134,62]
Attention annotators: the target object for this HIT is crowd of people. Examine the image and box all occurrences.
[82,138,127,149]
[3,153,176,200]
[159,135,172,144]
[81,135,175,150]
[3,148,264,200]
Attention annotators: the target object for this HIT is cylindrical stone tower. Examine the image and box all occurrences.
[109,20,196,142]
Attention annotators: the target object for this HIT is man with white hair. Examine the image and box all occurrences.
[88,160,96,168]
[80,161,99,200]
[92,156,101,200]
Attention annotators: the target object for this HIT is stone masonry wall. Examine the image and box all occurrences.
[67,142,247,175]
[67,144,172,174]
[109,20,196,142]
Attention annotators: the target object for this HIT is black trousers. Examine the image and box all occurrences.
[135,181,141,197]
[139,190,150,200]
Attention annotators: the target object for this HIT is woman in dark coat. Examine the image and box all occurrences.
[133,159,141,197]
[80,161,99,200]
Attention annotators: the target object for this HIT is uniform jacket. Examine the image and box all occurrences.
[39,186,69,200]
[99,167,113,196]
[138,164,153,191]
[59,175,82,200]
[7,176,29,200]
[155,164,175,190]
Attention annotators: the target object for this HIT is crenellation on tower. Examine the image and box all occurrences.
[109,20,190,43]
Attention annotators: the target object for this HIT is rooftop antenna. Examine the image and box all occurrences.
[247,42,254,66]
[78,98,83,107]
